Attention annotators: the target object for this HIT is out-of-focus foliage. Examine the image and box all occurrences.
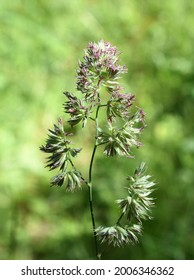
[0,0,194,259]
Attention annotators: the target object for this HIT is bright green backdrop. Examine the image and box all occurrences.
[0,0,194,259]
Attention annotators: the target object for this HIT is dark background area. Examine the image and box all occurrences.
[0,0,194,259]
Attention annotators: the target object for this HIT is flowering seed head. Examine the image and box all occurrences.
[76,40,127,101]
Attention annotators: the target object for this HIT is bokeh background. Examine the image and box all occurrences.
[0,0,194,260]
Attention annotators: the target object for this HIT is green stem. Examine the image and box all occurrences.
[88,101,101,260]
[88,144,100,260]
[89,145,97,183]
[116,212,125,225]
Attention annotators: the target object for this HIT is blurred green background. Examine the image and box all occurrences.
[1,0,194,260]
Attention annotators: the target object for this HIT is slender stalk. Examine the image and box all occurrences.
[69,141,99,258]
[88,100,101,260]
[116,212,125,225]
[88,144,100,260]
[89,145,97,183]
